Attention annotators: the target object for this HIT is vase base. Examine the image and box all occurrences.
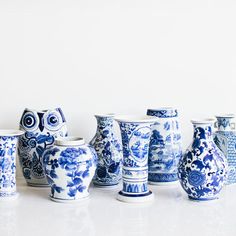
[188,196,218,202]
[117,191,154,203]
[50,195,89,203]
[27,182,49,188]
[0,192,19,201]
[148,180,179,186]
[93,183,119,189]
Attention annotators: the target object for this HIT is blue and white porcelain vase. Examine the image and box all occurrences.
[18,108,68,187]
[0,130,24,200]
[115,115,158,203]
[90,114,122,187]
[214,114,236,184]
[147,108,182,185]
[43,137,97,202]
[178,119,227,201]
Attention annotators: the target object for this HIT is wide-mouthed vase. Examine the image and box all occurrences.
[115,115,158,203]
[0,130,24,200]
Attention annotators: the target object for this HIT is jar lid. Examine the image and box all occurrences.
[55,137,85,146]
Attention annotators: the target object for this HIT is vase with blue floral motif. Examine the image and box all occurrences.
[178,119,227,201]
[43,137,97,203]
[0,130,24,200]
[214,114,236,185]
[18,108,68,187]
[90,114,122,187]
[115,115,158,203]
[147,108,182,185]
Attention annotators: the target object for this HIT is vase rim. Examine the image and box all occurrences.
[55,137,85,146]
[191,118,215,125]
[147,107,176,111]
[0,130,25,137]
[215,114,235,118]
[115,115,159,123]
[24,107,61,113]
[94,113,115,118]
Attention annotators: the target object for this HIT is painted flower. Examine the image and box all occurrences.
[188,170,206,187]
[58,148,86,171]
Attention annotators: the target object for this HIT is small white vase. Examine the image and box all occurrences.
[43,137,97,203]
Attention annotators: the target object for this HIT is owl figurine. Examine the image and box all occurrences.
[18,108,68,187]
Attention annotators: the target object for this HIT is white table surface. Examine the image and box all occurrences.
[1,178,236,236]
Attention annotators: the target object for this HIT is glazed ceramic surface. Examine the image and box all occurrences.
[0,130,24,200]
[43,137,97,202]
[18,108,68,187]
[178,119,227,201]
[214,115,236,184]
[147,108,182,184]
[115,116,158,203]
[90,114,122,187]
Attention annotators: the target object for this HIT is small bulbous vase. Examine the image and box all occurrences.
[43,137,97,203]
[0,130,24,200]
[18,108,68,187]
[214,114,236,184]
[115,115,158,203]
[178,119,227,201]
[90,114,122,187]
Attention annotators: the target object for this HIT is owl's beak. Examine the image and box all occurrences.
[39,123,44,132]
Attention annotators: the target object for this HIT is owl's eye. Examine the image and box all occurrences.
[47,114,59,127]
[21,112,38,131]
[44,111,62,131]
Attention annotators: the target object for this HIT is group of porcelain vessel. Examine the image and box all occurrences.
[0,107,234,203]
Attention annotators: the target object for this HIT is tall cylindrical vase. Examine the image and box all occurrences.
[147,108,182,185]
[0,130,24,200]
[90,114,122,187]
[115,115,158,203]
[214,114,236,184]
[178,119,227,201]
[18,108,68,187]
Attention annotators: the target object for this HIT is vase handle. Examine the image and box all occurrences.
[214,121,218,129]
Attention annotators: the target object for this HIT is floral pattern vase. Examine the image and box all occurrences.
[43,137,97,202]
[0,130,24,200]
[178,119,227,201]
[90,114,122,187]
[214,114,236,184]
[115,115,158,203]
[147,108,182,185]
[18,108,68,187]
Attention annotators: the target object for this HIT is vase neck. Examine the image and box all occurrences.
[216,117,234,131]
[193,124,213,140]
[96,116,114,134]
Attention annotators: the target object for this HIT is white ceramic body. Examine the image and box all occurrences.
[18,108,68,187]
[43,137,97,202]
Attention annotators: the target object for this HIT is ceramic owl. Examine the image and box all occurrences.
[18,108,68,187]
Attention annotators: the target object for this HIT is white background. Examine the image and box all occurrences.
[1,0,236,147]
[1,1,236,236]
